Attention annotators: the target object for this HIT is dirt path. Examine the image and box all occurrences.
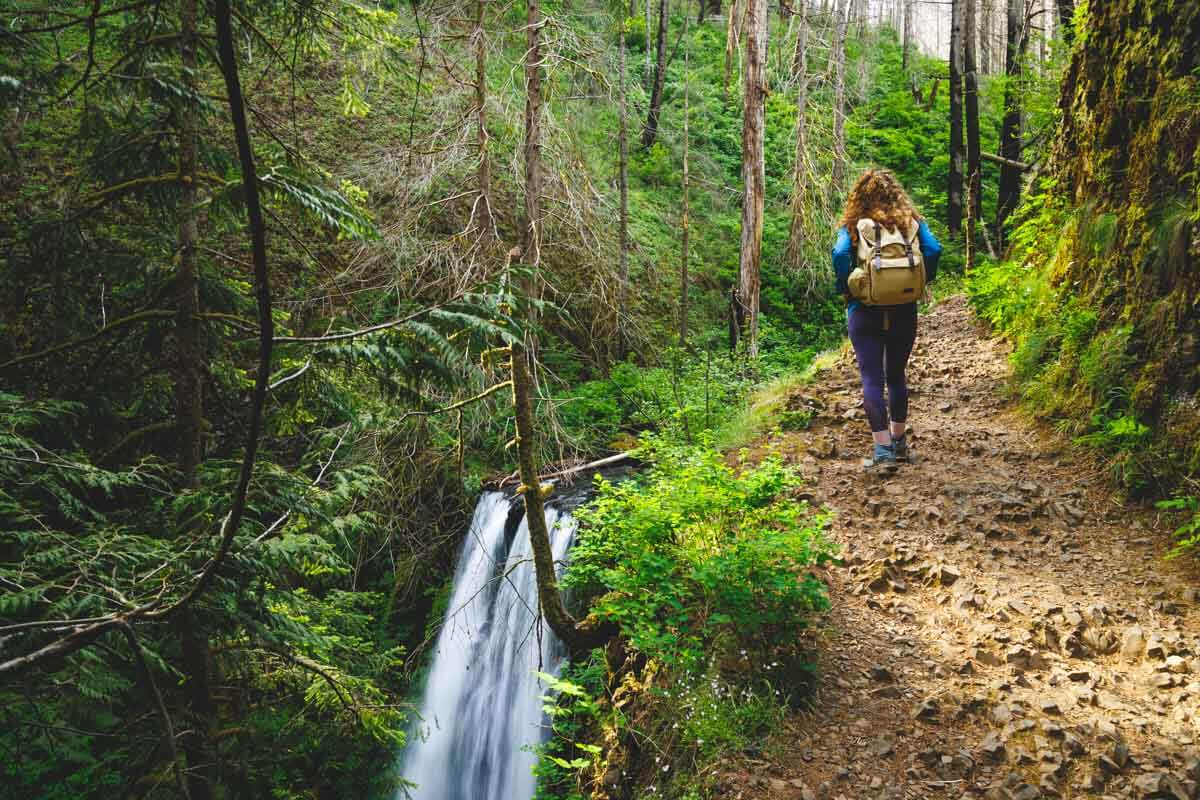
[733,296,1199,800]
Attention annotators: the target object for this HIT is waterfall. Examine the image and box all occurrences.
[398,491,579,800]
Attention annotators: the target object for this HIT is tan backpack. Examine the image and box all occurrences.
[847,217,925,305]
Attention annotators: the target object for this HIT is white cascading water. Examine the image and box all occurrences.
[398,491,578,800]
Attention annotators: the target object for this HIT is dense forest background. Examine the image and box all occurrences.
[1,0,1195,798]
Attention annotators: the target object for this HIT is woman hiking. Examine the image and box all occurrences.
[831,168,942,472]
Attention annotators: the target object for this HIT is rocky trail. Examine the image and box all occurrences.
[731,296,1200,800]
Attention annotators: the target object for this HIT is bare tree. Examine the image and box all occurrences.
[786,0,819,293]
[830,0,848,193]
[948,0,965,235]
[724,0,741,100]
[738,0,767,357]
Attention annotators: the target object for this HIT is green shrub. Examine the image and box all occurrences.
[1158,494,1200,558]
[565,437,835,671]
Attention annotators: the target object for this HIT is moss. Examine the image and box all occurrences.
[967,0,1200,494]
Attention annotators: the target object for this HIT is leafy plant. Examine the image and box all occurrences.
[565,437,834,671]
[1158,494,1200,558]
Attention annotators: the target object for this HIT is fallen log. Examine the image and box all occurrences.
[489,450,639,490]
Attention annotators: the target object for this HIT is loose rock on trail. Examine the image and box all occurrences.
[733,296,1200,800]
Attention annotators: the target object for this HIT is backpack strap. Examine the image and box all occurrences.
[872,221,882,270]
[905,225,917,268]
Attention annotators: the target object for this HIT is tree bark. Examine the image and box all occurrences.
[964,0,982,226]
[177,609,215,800]
[680,4,690,347]
[996,0,1027,245]
[830,0,848,194]
[786,0,810,276]
[948,0,965,235]
[723,0,741,100]
[174,5,214,796]
[641,0,670,148]
[617,16,630,358]
[738,0,766,358]
[514,0,613,654]
[645,0,653,87]
[901,0,912,70]
[979,0,993,74]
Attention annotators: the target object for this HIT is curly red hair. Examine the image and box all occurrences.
[839,168,922,247]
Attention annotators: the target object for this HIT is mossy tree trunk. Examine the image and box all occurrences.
[516,0,616,655]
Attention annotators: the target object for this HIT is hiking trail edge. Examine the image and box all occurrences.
[734,295,1200,800]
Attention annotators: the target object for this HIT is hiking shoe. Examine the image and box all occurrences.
[893,433,910,463]
[863,443,898,473]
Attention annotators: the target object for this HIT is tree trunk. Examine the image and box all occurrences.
[524,0,544,270]
[177,609,215,800]
[723,0,741,100]
[786,0,810,276]
[964,0,981,268]
[646,0,654,86]
[175,0,202,485]
[472,0,494,244]
[641,0,670,148]
[618,17,630,358]
[512,0,615,656]
[996,0,1027,245]
[175,4,212,796]
[964,0,981,226]
[948,0,965,235]
[901,0,912,70]
[738,0,766,358]
[854,0,868,102]
[979,0,992,75]
[830,0,848,194]
[680,4,690,347]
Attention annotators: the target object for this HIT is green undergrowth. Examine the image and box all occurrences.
[966,180,1162,491]
[535,437,834,799]
[967,174,1200,539]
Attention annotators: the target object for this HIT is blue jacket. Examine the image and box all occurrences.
[832,219,942,315]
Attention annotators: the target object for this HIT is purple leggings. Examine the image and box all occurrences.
[847,304,918,433]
